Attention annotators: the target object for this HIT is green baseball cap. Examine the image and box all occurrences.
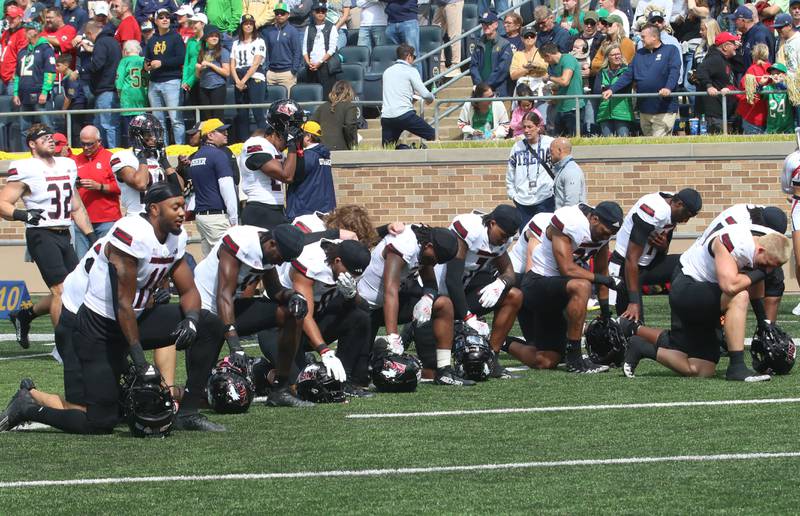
[606,14,624,25]
[769,62,788,74]
[274,2,289,13]
[596,8,609,20]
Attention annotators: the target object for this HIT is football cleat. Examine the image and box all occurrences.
[0,388,38,432]
[565,355,609,374]
[792,301,800,317]
[266,386,315,407]
[725,364,772,383]
[343,383,375,398]
[8,309,32,349]
[434,366,476,386]
[173,411,226,432]
[489,353,518,379]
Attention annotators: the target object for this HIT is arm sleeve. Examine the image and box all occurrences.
[182,43,197,87]
[445,259,468,320]
[561,166,583,206]
[343,105,359,148]
[506,148,516,199]
[218,176,239,225]
[410,68,434,101]
[629,213,655,246]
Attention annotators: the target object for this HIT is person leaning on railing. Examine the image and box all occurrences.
[593,43,633,136]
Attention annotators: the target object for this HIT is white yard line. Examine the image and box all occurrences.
[346,397,800,419]
[0,334,54,342]
[1,451,799,488]
[0,352,54,361]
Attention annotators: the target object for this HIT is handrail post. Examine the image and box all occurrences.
[66,113,72,147]
[574,96,581,138]
[434,100,440,140]
[721,91,728,135]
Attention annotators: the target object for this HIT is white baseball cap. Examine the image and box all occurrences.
[190,12,208,24]
[93,1,110,16]
[174,4,194,16]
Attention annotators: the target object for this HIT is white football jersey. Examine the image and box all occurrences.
[614,192,675,267]
[782,150,800,195]
[680,224,771,283]
[61,237,107,314]
[357,227,420,308]
[7,157,78,228]
[435,212,514,292]
[278,239,337,303]
[509,212,551,274]
[238,136,284,205]
[292,212,328,234]
[83,215,187,319]
[195,225,273,314]
[695,204,765,247]
[532,204,610,277]
[110,150,166,216]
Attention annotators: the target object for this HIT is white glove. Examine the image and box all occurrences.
[412,294,434,324]
[386,333,404,355]
[478,278,507,308]
[465,314,490,337]
[336,271,358,299]
[320,349,347,382]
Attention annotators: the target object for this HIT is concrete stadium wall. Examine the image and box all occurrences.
[0,141,795,292]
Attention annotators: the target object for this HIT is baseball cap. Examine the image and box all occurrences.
[791,0,800,7]
[774,12,793,28]
[203,24,221,37]
[596,8,609,20]
[22,20,41,31]
[714,31,740,46]
[338,240,371,276]
[522,25,536,37]
[53,133,68,152]
[272,224,305,261]
[141,20,154,30]
[155,7,171,16]
[175,4,194,16]
[480,10,498,24]
[185,121,202,136]
[593,201,624,231]
[190,12,208,24]
[584,10,599,23]
[761,207,788,234]
[674,188,702,216]
[486,204,521,236]
[430,227,458,263]
[199,118,230,136]
[94,2,110,16]
[311,1,327,11]
[302,121,322,137]
[606,13,624,25]
[241,13,256,24]
[5,5,24,17]
[647,9,665,21]
[274,2,289,12]
[769,62,788,73]
[732,5,753,20]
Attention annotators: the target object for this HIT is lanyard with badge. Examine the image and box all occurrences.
[522,139,542,191]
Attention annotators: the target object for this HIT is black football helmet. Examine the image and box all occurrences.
[453,321,493,381]
[206,357,255,414]
[370,350,422,393]
[296,362,346,403]
[266,99,306,138]
[120,365,175,438]
[585,317,627,367]
[751,323,796,375]
[128,113,165,151]
[250,356,275,397]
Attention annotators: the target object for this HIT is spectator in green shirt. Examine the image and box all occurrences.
[116,40,149,147]
[181,13,206,109]
[541,42,586,136]
[762,63,793,134]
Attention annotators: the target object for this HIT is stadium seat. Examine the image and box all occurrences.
[419,25,443,81]
[346,30,359,47]
[340,64,365,98]
[223,84,237,120]
[339,45,370,68]
[266,84,288,103]
[368,45,398,75]
[0,96,12,152]
[461,3,479,66]
[290,83,324,103]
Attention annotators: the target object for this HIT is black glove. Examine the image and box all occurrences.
[158,150,171,171]
[136,148,156,165]
[286,126,304,152]
[13,208,44,225]
[86,231,98,244]
[170,312,199,350]
[152,287,171,305]
[594,274,622,291]
[230,349,249,372]
[287,291,308,319]
[129,342,160,384]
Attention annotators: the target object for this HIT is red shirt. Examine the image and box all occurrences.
[72,147,122,223]
[179,25,195,43]
[42,24,77,55]
[115,15,142,46]
[0,27,27,83]
[736,62,769,128]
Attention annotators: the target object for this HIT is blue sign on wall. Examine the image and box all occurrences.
[0,281,32,320]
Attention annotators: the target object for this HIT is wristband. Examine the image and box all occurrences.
[315,344,330,355]
[11,209,27,222]
[225,324,237,335]
[599,299,611,319]
[87,231,98,244]
[184,310,200,324]
[743,269,766,285]
[422,287,438,299]
[628,290,641,305]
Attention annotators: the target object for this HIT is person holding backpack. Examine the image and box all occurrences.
[302,1,341,98]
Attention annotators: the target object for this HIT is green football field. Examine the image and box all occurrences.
[2,295,800,514]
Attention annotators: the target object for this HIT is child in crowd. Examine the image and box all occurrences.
[55,54,87,144]
[509,83,545,138]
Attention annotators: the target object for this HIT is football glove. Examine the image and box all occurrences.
[230,349,249,372]
[152,287,171,305]
[171,313,199,350]
[386,333,404,355]
[320,348,346,382]
[288,292,308,319]
[412,294,434,324]
[464,313,490,337]
[594,274,622,290]
[129,342,160,384]
[336,271,358,299]
[12,208,44,225]
[478,278,507,308]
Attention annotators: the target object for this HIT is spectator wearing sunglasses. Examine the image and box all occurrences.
[145,8,187,144]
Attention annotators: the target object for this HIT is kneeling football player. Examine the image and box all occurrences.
[623,224,790,381]
[508,202,624,373]
[0,183,225,434]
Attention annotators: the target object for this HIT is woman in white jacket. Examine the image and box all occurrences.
[458,83,510,140]
[506,111,555,230]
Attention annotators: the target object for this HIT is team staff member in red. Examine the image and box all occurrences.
[71,125,121,258]
[0,5,27,96]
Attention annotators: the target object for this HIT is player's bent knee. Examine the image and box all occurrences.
[504,287,523,307]
[433,295,453,315]
[566,279,592,298]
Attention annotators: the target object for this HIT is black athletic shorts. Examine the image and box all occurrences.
[664,267,724,363]
[26,227,78,287]
[55,306,84,405]
[369,277,424,338]
[233,296,281,336]
[765,267,785,298]
[241,201,288,230]
[518,272,572,354]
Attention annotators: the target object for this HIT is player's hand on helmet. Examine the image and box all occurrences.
[320,348,346,382]
[336,271,358,299]
[621,303,641,323]
[287,291,308,319]
[412,294,434,324]
[135,147,156,164]
[594,274,622,291]
[286,126,304,152]
[12,208,44,225]
[230,349,250,372]
[171,313,199,350]
[478,278,507,308]
[464,313,490,337]
[129,342,161,384]
[152,287,171,305]
[386,333,404,355]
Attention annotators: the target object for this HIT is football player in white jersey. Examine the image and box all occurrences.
[508,202,624,373]
[193,223,312,407]
[781,134,800,315]
[435,205,523,378]
[239,99,306,229]
[622,224,790,382]
[0,183,228,434]
[276,239,373,397]
[109,114,183,216]
[0,124,96,349]
[611,189,701,322]
[357,225,473,386]
[690,203,788,322]
[509,211,552,278]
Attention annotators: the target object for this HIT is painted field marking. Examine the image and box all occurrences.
[0,352,53,361]
[1,451,799,489]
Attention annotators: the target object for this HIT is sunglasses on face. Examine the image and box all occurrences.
[157,13,170,19]
[523,33,535,38]
[80,140,98,147]
[585,20,596,26]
